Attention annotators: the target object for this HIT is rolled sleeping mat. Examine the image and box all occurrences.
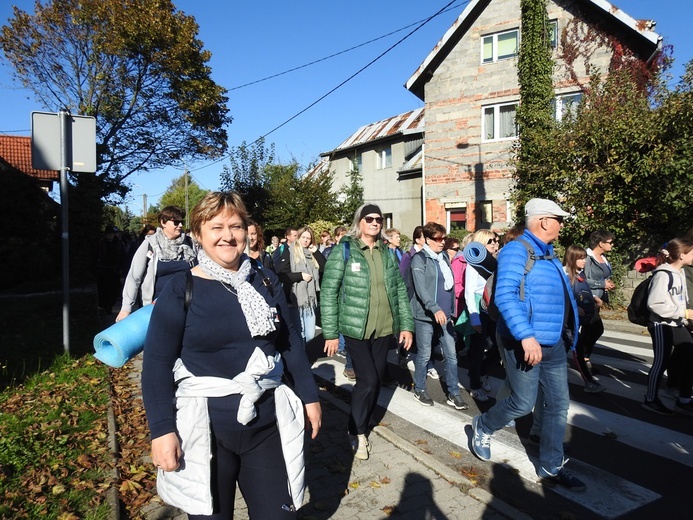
[93,304,154,368]
[462,241,497,279]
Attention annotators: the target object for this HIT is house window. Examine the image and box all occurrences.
[549,20,558,49]
[482,102,518,141]
[478,201,493,224]
[448,209,467,232]
[553,92,582,121]
[377,147,392,169]
[482,29,519,63]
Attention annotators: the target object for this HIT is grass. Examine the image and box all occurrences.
[0,291,114,519]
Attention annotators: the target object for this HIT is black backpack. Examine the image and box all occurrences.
[627,270,674,326]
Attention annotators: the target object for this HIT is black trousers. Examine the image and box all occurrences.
[188,421,296,520]
[646,323,693,401]
[345,334,391,435]
[580,310,604,360]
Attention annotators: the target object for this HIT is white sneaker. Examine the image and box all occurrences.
[481,376,492,393]
[427,367,440,380]
[470,388,490,402]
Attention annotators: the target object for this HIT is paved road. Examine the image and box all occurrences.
[309,320,690,520]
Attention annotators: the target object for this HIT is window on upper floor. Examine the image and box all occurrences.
[377,147,392,169]
[552,92,583,121]
[478,201,493,224]
[482,29,519,63]
[482,102,518,141]
[549,20,558,49]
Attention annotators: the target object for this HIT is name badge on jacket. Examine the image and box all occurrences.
[351,262,361,273]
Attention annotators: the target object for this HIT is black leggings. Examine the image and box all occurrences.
[188,421,297,520]
[646,323,693,402]
[580,310,604,360]
[345,334,390,435]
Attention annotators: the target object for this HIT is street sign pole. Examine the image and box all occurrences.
[59,109,71,355]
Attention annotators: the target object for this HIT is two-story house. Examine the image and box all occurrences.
[405,0,661,231]
[320,108,424,235]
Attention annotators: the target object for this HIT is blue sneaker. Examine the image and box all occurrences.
[471,415,492,461]
[538,464,586,492]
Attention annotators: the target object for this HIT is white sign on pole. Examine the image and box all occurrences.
[31,111,96,173]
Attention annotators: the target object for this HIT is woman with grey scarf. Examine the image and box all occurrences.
[116,206,197,322]
[276,226,326,343]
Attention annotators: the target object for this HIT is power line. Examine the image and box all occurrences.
[189,0,462,173]
[228,1,467,91]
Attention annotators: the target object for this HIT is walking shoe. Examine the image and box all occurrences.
[427,367,440,379]
[446,393,469,410]
[584,381,607,393]
[471,415,492,461]
[469,387,490,402]
[382,374,398,387]
[642,398,674,416]
[335,350,346,359]
[343,368,356,381]
[480,376,492,393]
[674,400,693,416]
[413,389,434,406]
[663,387,680,398]
[504,420,516,428]
[540,467,586,492]
[354,434,370,460]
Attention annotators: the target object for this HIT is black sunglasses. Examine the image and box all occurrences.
[169,219,184,226]
[487,238,499,244]
[363,216,383,224]
[429,236,446,243]
[543,216,564,224]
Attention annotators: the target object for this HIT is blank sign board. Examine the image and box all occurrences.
[31,111,96,173]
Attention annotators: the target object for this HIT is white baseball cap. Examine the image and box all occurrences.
[524,198,570,217]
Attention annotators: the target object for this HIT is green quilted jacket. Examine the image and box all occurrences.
[320,237,414,341]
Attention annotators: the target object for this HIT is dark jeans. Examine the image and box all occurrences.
[188,422,296,520]
[345,334,391,435]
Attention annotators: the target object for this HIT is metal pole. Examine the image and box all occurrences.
[59,109,71,355]
[184,168,189,229]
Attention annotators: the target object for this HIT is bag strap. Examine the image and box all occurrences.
[515,238,558,301]
[184,269,193,312]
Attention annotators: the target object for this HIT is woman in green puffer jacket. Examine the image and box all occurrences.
[320,203,414,461]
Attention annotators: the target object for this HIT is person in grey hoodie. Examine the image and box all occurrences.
[643,238,693,416]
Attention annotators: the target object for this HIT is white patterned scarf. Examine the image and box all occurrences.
[197,249,276,337]
[423,244,454,291]
[153,227,196,263]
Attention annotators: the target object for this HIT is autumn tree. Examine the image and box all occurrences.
[0,0,230,199]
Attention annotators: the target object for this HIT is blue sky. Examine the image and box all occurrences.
[1,0,691,214]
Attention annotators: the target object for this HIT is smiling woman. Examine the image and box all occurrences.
[141,191,321,518]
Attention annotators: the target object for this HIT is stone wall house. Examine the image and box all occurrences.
[405,0,661,232]
[320,108,425,236]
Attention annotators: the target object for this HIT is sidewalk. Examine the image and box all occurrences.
[120,356,528,520]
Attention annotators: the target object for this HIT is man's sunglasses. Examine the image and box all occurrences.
[363,216,383,224]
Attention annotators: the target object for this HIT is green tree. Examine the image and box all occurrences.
[0,0,230,197]
[159,172,210,227]
[219,139,275,223]
[513,0,556,205]
[340,158,364,223]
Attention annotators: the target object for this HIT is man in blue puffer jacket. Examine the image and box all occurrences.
[470,199,584,492]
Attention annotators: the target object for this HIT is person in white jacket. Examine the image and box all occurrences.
[644,237,693,416]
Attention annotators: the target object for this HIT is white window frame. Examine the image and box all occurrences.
[481,29,519,64]
[549,19,558,49]
[553,92,583,121]
[376,147,392,169]
[482,102,519,142]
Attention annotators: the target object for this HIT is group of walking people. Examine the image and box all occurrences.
[105,189,693,518]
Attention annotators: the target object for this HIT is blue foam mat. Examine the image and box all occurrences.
[93,304,154,368]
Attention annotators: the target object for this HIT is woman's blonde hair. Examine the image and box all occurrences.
[292,226,319,269]
[471,229,496,247]
[190,192,249,241]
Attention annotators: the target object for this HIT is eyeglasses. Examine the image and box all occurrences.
[169,219,184,226]
[450,246,460,251]
[363,216,383,224]
[429,236,446,243]
[543,216,564,224]
[487,238,500,244]
[604,240,614,244]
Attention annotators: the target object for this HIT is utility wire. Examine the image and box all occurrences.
[189,0,461,173]
[228,1,467,91]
